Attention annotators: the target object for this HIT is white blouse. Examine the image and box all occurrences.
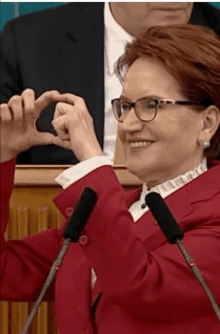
[129,158,208,221]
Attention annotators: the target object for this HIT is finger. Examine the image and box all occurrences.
[52,116,70,140]
[34,131,72,150]
[53,102,74,120]
[34,90,61,112]
[43,92,83,108]
[7,95,23,122]
[21,89,35,118]
[52,136,72,150]
[0,103,12,122]
[54,98,93,124]
[54,93,80,106]
[54,93,88,110]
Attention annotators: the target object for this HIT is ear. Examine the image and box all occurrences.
[197,105,220,143]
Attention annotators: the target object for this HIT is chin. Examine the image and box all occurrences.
[126,160,148,181]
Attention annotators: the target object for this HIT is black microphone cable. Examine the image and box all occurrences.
[20,187,98,334]
[145,192,220,324]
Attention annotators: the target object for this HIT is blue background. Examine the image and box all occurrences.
[0,2,65,31]
[1,2,220,31]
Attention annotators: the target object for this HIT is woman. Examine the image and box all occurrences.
[1,24,220,333]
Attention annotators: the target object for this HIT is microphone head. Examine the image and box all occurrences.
[145,192,184,244]
[63,187,98,242]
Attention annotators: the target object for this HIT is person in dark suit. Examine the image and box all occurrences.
[1,2,220,164]
[1,24,220,333]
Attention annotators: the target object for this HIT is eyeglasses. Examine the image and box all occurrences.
[111,97,211,123]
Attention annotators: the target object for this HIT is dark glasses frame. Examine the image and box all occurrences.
[111,97,211,122]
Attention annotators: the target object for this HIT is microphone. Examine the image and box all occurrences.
[145,192,220,324]
[63,186,98,241]
[144,192,184,243]
[20,187,98,334]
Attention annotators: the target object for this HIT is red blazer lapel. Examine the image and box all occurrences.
[121,160,220,251]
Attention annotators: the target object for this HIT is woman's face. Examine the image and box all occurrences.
[118,57,205,188]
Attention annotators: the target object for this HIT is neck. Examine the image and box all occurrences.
[145,156,206,190]
[109,2,194,38]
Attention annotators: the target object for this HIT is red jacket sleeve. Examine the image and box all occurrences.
[0,159,63,301]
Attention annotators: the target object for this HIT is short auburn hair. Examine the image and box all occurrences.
[115,24,220,158]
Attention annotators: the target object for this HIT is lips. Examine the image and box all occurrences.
[129,140,155,148]
[153,5,186,11]
[156,8,185,11]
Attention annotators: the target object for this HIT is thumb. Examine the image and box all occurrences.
[37,132,72,150]
[34,132,58,145]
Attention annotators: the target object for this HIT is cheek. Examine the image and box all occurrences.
[117,127,128,156]
[158,113,197,140]
[154,114,181,141]
[117,126,125,143]
[156,114,201,158]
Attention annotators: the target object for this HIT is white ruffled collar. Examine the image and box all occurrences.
[140,158,208,207]
[129,158,208,221]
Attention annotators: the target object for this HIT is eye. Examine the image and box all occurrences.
[121,101,130,112]
[147,100,157,109]
[140,99,157,110]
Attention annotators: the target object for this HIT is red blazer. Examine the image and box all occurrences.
[1,159,220,334]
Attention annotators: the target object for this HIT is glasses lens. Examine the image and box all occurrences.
[112,99,130,122]
[136,98,157,121]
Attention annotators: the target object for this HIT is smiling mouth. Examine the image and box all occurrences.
[129,141,154,148]
[154,7,186,11]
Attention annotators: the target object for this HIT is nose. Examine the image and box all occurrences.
[119,107,144,132]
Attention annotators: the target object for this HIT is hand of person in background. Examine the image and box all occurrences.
[52,93,103,161]
[0,89,69,163]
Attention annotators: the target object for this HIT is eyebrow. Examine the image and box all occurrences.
[119,94,164,101]
[119,95,130,101]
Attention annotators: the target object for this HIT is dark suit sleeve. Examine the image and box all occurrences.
[0,21,24,103]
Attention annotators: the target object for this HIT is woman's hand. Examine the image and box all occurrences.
[52,93,103,161]
[0,89,66,163]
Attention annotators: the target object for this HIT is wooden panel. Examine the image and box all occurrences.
[1,164,140,333]
[0,301,9,334]
[3,195,62,334]
[14,164,141,187]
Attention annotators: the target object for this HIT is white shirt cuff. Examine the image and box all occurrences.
[55,156,113,189]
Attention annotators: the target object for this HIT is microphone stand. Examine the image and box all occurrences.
[145,192,220,324]
[175,239,220,323]
[19,187,98,334]
[20,238,71,334]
